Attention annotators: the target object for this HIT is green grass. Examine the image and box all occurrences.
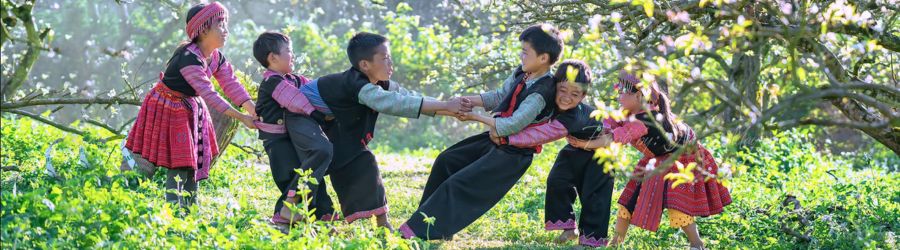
[2,116,899,249]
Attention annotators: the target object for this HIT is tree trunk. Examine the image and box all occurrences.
[2,1,45,101]
[830,98,900,155]
[812,43,900,155]
[727,49,763,148]
[208,104,239,166]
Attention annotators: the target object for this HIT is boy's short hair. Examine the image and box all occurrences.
[519,24,564,65]
[253,31,291,68]
[553,59,592,92]
[347,32,389,69]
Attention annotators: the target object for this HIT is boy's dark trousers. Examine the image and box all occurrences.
[544,145,614,241]
[404,132,534,239]
[263,112,335,219]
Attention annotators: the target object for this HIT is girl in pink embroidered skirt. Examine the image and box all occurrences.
[124,2,257,209]
[606,71,732,249]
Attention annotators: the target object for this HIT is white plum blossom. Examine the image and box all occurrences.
[666,10,691,25]
[646,158,658,172]
[691,67,702,80]
[610,12,622,23]
[42,199,56,211]
[777,0,793,15]
[589,14,603,29]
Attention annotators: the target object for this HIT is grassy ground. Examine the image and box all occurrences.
[2,117,899,249]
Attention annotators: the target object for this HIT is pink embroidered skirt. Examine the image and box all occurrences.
[125,83,219,181]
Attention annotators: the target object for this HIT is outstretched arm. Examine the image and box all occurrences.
[358,82,472,118]
[182,65,256,129]
[567,133,613,150]
[506,120,568,147]
[270,77,315,115]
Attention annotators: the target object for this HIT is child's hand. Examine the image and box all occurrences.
[445,97,464,114]
[489,128,502,145]
[456,97,474,113]
[566,136,586,149]
[455,112,475,122]
[489,135,501,145]
[241,101,258,119]
[237,114,257,129]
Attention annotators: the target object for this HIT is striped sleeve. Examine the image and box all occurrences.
[603,117,621,130]
[271,76,315,115]
[181,65,232,113]
[507,120,567,147]
[611,119,648,144]
[211,60,251,107]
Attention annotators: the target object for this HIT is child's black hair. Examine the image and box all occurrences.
[618,71,683,142]
[553,59,592,92]
[174,4,209,51]
[519,24,564,65]
[347,32,389,69]
[252,31,291,68]
[185,4,205,44]
[186,4,204,24]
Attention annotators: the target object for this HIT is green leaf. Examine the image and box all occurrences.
[642,0,654,17]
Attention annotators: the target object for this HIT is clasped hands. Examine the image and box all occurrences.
[443,97,503,145]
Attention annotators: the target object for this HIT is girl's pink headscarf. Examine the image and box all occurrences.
[185,2,228,40]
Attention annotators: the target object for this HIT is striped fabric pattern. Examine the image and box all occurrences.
[125,83,219,181]
[179,44,251,113]
[299,79,333,115]
[185,2,228,40]
[617,146,732,232]
[262,69,323,116]
[610,119,648,144]
[507,120,567,147]
[212,60,251,106]
[180,65,232,113]
[271,76,315,115]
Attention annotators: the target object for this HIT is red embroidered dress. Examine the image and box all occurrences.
[125,43,250,181]
[606,111,732,231]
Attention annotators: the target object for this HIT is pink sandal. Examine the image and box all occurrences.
[270,213,295,225]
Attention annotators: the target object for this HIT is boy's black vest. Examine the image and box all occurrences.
[494,66,557,154]
[255,73,303,139]
[555,103,602,140]
[316,67,389,168]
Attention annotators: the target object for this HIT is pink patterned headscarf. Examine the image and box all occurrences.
[615,70,641,93]
[185,2,228,40]
[616,70,661,103]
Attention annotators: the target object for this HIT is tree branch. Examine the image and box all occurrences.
[229,142,263,159]
[6,109,86,136]
[774,118,892,131]
[0,97,141,110]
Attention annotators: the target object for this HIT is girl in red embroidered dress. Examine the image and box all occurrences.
[606,71,731,249]
[124,2,257,209]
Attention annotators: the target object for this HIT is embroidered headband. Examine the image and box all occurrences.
[615,70,641,93]
[185,2,228,40]
[616,70,661,103]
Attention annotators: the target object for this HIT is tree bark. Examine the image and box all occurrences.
[813,43,900,155]
[2,0,46,101]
